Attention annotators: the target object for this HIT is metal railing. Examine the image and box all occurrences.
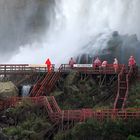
[0,64,55,75]
[61,64,125,74]
[1,96,140,122]
[113,65,126,109]
[0,64,127,75]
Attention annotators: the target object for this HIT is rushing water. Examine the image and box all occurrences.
[21,85,31,96]
[0,0,140,64]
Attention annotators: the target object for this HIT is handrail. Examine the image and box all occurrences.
[113,65,125,109]
[1,96,140,122]
[46,64,63,94]
[35,72,54,96]
[51,96,61,113]
[29,72,47,96]
[0,63,126,75]
[0,64,55,75]
[31,64,63,97]
[61,64,124,74]
[122,66,133,109]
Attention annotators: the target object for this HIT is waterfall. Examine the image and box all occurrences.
[0,0,140,64]
[21,85,31,96]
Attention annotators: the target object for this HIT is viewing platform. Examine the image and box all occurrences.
[0,64,129,76]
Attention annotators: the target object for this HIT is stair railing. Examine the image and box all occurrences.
[122,66,133,109]
[35,72,54,96]
[113,65,125,109]
[46,64,63,94]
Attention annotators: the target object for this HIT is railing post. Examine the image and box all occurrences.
[4,65,6,78]
[61,110,64,131]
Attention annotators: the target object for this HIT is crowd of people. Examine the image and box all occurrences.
[93,55,136,72]
[68,56,136,73]
[45,56,136,73]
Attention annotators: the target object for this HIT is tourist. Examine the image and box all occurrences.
[69,57,75,68]
[113,57,119,73]
[45,58,52,73]
[101,60,108,71]
[128,56,136,69]
[93,57,101,70]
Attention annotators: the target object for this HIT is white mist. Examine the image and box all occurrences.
[8,0,140,65]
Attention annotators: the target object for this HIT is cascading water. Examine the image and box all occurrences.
[0,0,140,64]
[21,85,31,96]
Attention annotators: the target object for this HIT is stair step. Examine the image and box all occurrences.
[119,87,127,90]
[119,97,125,100]
[137,76,140,81]
[120,81,126,83]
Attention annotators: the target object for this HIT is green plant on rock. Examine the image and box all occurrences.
[128,81,140,107]
[3,126,22,138]
[127,135,140,140]
[54,130,72,140]
[20,130,36,140]
[71,119,102,140]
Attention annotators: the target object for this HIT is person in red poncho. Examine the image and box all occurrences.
[128,56,136,68]
[45,58,52,73]
[93,57,101,70]
[69,57,75,68]
[101,60,108,71]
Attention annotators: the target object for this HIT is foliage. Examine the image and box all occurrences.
[54,131,72,140]
[127,135,140,140]
[56,72,100,109]
[2,100,51,140]
[54,118,140,140]
[128,81,140,107]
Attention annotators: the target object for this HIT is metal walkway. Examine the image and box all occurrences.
[0,96,140,122]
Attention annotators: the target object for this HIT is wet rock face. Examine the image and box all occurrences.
[76,31,140,64]
[0,81,18,99]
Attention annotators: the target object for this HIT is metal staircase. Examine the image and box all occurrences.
[29,72,54,96]
[30,65,63,97]
[122,66,134,108]
[114,66,135,109]
[114,65,126,109]
[45,65,63,94]
[41,96,61,123]
[1,96,140,122]
[35,72,54,96]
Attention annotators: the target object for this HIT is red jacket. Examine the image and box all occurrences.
[128,57,136,66]
[93,58,101,67]
[45,59,51,66]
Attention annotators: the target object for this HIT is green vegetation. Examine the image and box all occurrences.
[1,73,140,139]
[53,72,115,109]
[1,100,51,140]
[128,81,140,107]
[54,119,140,140]
[127,135,140,140]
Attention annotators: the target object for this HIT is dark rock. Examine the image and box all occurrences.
[0,81,18,100]
[0,131,9,140]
